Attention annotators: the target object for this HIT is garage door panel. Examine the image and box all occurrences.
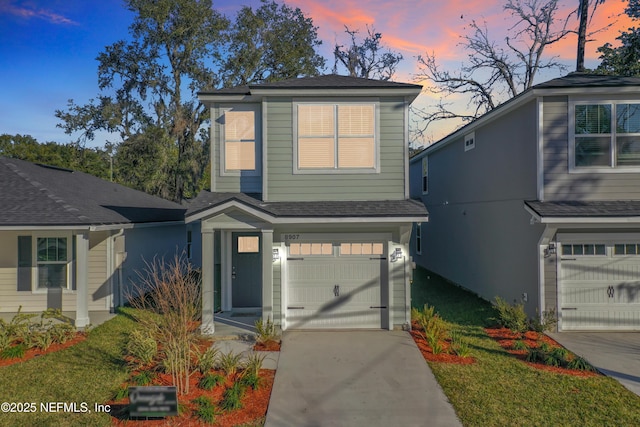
[560,241,640,331]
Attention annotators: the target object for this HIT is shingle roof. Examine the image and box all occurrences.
[185,191,428,219]
[0,157,185,226]
[534,72,640,89]
[525,200,640,218]
[198,74,422,96]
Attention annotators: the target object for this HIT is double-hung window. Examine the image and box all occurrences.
[571,101,640,170]
[296,102,377,172]
[36,237,69,289]
[221,105,259,174]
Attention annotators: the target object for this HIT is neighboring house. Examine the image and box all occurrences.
[186,75,427,332]
[0,156,186,327]
[410,73,640,332]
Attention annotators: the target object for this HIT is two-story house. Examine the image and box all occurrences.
[410,73,640,332]
[186,75,427,332]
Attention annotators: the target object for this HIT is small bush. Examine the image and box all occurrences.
[48,323,76,344]
[567,356,595,372]
[0,343,26,360]
[255,317,278,345]
[125,328,158,368]
[525,347,546,364]
[218,350,243,377]
[0,306,36,342]
[243,352,266,376]
[512,340,528,351]
[492,297,528,334]
[113,386,129,401]
[530,308,558,333]
[31,330,54,350]
[199,373,225,390]
[452,340,472,358]
[220,382,245,411]
[240,372,261,390]
[131,370,155,386]
[192,395,218,423]
[0,332,9,352]
[196,346,219,374]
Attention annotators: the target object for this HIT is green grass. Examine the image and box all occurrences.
[0,308,137,427]
[411,267,640,426]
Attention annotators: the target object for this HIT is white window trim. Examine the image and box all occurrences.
[415,223,422,255]
[219,104,261,177]
[421,156,428,194]
[293,99,380,174]
[31,232,73,293]
[464,132,475,151]
[569,99,640,173]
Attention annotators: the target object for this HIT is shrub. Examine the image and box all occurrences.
[219,350,243,377]
[0,331,9,352]
[452,340,472,358]
[220,382,245,411]
[530,308,558,333]
[525,347,546,364]
[512,340,529,351]
[255,317,278,345]
[243,352,266,376]
[199,373,225,390]
[48,323,76,344]
[125,328,158,368]
[30,330,54,350]
[131,370,155,386]
[492,296,528,334]
[113,386,129,401]
[0,343,26,360]
[192,395,218,423]
[195,346,219,374]
[0,306,36,342]
[567,356,595,372]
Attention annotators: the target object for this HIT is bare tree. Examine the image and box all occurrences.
[414,0,573,137]
[576,0,607,72]
[333,25,403,80]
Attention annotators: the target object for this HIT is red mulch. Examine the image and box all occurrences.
[409,321,475,365]
[0,333,87,368]
[253,340,281,352]
[484,327,600,378]
[109,369,275,426]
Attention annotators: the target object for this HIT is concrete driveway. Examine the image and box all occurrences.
[549,332,640,396]
[264,330,462,427]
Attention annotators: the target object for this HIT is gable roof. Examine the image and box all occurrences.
[525,200,640,220]
[0,157,185,227]
[198,74,422,103]
[185,191,428,223]
[411,73,640,161]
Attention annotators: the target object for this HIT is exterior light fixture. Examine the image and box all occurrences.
[390,247,403,262]
[272,248,280,262]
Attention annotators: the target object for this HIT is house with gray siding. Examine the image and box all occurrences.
[410,73,640,332]
[186,75,427,332]
[0,156,186,326]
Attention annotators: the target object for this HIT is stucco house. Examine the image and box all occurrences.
[186,74,427,332]
[410,73,640,332]
[0,156,186,327]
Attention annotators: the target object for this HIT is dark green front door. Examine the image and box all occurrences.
[231,232,262,308]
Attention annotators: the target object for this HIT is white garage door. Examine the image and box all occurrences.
[285,242,387,329]
[559,241,640,331]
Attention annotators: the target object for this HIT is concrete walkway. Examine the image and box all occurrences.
[549,332,640,396]
[264,331,462,427]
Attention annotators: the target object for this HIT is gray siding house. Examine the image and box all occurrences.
[0,157,186,326]
[410,73,640,332]
[186,75,427,332]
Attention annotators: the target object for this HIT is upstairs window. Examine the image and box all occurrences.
[296,102,377,173]
[221,105,259,173]
[464,132,475,151]
[421,156,428,194]
[571,102,640,170]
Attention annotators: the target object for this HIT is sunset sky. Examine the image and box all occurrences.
[0,0,634,147]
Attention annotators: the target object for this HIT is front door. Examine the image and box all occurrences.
[231,232,262,308]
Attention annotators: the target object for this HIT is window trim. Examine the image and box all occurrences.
[569,99,640,173]
[18,233,74,293]
[219,104,261,177]
[415,223,422,255]
[293,99,380,174]
[421,156,428,194]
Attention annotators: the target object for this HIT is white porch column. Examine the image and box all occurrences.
[75,232,90,328]
[261,229,274,321]
[201,230,215,334]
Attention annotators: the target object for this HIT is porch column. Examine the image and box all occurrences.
[201,230,215,334]
[261,229,274,321]
[75,232,90,328]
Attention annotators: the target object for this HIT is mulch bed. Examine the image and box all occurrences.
[485,327,600,378]
[253,340,281,352]
[109,369,275,426]
[0,332,87,368]
[409,321,475,365]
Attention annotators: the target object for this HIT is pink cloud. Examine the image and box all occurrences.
[1,2,78,25]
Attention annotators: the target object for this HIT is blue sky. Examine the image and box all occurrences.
[0,0,630,147]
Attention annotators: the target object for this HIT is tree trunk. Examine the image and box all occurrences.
[576,0,589,72]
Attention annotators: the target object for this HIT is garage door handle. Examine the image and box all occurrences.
[562,307,577,310]
[561,258,577,261]
[370,306,387,309]
[369,257,387,260]
[287,257,304,261]
[287,306,305,310]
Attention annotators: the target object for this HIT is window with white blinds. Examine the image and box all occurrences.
[297,103,376,171]
[224,109,256,171]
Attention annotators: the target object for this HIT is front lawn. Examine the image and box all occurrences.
[0,309,134,426]
[411,267,640,427]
